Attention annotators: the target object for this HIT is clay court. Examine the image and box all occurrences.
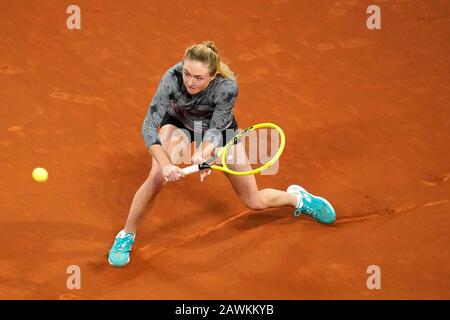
[0,0,449,299]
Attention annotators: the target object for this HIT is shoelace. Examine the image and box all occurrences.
[113,235,134,253]
[304,199,334,222]
[301,202,317,218]
[296,191,317,218]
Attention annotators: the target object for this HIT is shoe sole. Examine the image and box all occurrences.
[107,254,130,268]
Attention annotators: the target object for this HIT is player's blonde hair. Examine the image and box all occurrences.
[183,41,236,80]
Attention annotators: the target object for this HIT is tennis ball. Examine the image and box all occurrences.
[32,167,48,183]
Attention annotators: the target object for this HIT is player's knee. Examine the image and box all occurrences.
[147,175,166,192]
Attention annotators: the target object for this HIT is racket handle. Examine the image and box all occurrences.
[181,164,200,175]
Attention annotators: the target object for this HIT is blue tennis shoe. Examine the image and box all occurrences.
[108,230,136,267]
[287,185,336,224]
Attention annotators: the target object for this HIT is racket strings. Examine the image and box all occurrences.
[222,127,283,174]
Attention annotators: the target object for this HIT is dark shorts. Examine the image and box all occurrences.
[160,113,239,147]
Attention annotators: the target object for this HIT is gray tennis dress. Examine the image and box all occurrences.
[141,62,238,149]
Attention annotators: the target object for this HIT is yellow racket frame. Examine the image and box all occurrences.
[208,122,286,176]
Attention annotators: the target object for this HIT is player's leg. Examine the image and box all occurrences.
[108,125,191,267]
[123,125,191,233]
[224,143,297,210]
[224,143,336,224]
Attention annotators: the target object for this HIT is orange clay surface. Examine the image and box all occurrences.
[0,0,449,299]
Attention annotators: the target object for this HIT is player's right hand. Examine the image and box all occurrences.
[162,164,185,182]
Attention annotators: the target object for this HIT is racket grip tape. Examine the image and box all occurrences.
[181,164,200,175]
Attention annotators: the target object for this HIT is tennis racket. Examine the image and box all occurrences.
[181,122,285,176]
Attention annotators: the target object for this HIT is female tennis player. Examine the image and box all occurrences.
[108,41,336,267]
